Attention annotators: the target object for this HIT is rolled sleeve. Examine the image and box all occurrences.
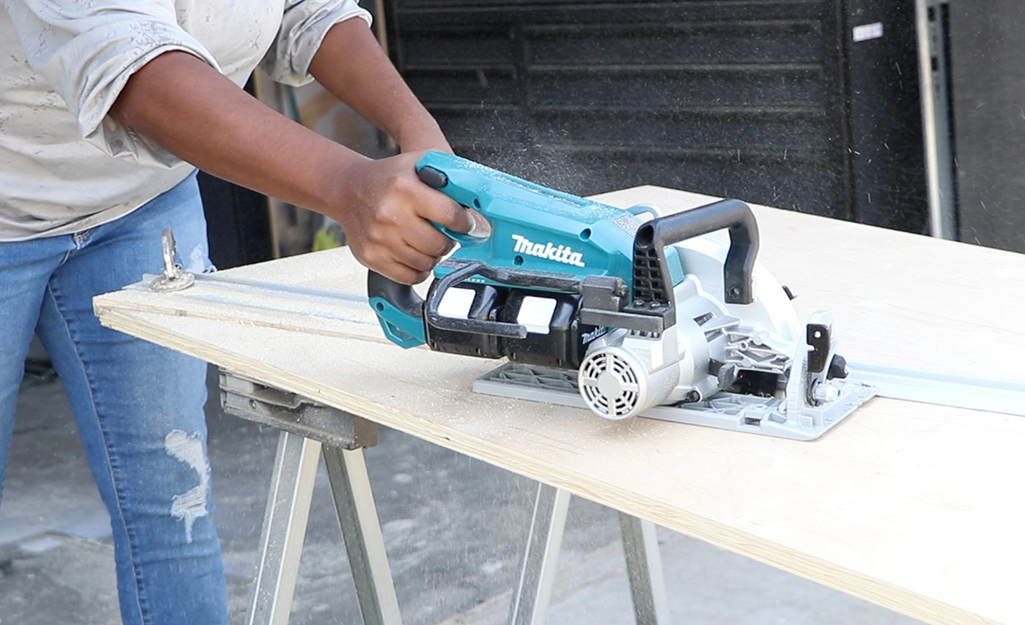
[261,0,372,86]
[3,0,221,162]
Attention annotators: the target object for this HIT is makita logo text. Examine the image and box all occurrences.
[511,234,585,268]
[581,326,609,344]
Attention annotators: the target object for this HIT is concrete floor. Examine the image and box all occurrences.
[0,365,925,625]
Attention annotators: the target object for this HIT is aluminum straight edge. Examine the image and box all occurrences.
[193,272,369,304]
[847,361,1025,417]
[189,274,1025,418]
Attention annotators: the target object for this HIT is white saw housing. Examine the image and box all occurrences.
[578,237,805,421]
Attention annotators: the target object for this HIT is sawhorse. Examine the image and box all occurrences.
[220,371,670,625]
[509,484,670,624]
[220,371,400,625]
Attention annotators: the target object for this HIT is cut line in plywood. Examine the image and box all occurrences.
[94,186,1025,625]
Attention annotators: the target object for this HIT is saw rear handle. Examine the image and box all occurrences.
[416,164,491,247]
[366,163,487,347]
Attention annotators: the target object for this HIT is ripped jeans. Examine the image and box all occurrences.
[0,172,229,624]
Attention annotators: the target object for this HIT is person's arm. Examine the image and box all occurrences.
[307,18,450,154]
[112,51,475,284]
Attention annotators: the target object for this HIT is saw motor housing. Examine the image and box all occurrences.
[369,152,855,428]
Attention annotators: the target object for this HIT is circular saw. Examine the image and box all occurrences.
[368,152,875,440]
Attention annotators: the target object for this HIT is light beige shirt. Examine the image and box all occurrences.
[0,0,370,241]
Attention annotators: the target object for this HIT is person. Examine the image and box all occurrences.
[0,1,488,623]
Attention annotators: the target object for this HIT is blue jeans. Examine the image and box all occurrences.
[0,173,229,624]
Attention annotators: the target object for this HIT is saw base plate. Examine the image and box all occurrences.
[474,363,876,441]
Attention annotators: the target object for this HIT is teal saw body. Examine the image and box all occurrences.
[369,151,683,349]
[415,151,674,285]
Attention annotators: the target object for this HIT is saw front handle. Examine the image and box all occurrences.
[633,199,759,313]
[366,159,491,348]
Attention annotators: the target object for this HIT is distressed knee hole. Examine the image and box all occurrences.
[185,244,215,274]
[164,429,210,544]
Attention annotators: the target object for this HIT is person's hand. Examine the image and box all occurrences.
[330,151,490,284]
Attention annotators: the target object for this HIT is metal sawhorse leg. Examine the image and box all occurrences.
[220,372,403,625]
[221,371,669,625]
[508,483,670,625]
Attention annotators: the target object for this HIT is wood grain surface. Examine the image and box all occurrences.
[94,187,1025,625]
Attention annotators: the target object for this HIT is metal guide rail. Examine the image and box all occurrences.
[152,228,1025,430]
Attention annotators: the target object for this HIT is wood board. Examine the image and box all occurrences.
[94,187,1025,625]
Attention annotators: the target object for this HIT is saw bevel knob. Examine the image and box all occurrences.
[828,354,849,380]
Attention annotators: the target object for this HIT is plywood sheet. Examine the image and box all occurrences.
[95,187,1025,625]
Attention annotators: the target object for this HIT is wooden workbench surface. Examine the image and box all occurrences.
[94,187,1025,625]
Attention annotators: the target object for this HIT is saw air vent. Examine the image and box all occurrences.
[632,243,668,305]
[579,349,642,420]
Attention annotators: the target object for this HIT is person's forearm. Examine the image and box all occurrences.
[308,18,447,152]
[112,51,365,215]
[112,47,478,285]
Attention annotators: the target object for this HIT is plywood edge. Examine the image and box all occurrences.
[94,306,998,625]
[92,291,392,346]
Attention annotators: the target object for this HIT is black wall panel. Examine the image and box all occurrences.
[845,1,927,233]
[198,172,274,270]
[948,1,1025,253]
[198,77,275,269]
[386,0,854,220]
